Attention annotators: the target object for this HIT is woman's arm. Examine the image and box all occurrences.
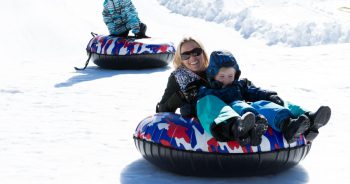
[156,75,186,113]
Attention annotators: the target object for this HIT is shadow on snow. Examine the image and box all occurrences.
[54,66,171,88]
[120,158,309,184]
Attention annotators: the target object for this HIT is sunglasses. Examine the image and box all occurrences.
[180,48,203,60]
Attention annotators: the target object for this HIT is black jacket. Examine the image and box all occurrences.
[156,70,207,116]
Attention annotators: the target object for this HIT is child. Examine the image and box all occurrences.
[102,0,147,38]
[196,50,312,145]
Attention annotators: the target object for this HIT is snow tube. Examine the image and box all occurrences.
[83,33,175,69]
[133,113,312,177]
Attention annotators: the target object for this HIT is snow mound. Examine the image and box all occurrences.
[158,0,350,47]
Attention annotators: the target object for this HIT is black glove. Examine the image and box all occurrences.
[182,85,199,103]
[181,80,203,103]
[267,95,284,106]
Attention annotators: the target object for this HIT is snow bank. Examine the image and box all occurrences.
[158,0,350,47]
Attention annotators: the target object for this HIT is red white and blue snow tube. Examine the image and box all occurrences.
[133,113,312,176]
[86,34,175,69]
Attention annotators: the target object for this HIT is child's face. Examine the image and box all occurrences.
[214,67,236,87]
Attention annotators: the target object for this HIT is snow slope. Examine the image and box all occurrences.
[158,0,350,46]
[0,0,349,183]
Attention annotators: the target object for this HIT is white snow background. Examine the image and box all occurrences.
[0,0,350,183]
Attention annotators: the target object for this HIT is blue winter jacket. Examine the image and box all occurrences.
[102,0,141,35]
[198,50,278,103]
[197,79,277,104]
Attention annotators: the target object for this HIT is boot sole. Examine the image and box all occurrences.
[250,124,268,146]
[286,115,310,143]
[312,106,331,130]
[239,137,251,146]
[239,112,256,137]
[304,130,319,142]
[295,119,310,137]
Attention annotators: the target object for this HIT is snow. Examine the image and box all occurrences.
[0,0,350,183]
[158,0,350,46]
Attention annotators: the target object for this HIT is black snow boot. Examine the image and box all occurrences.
[210,121,233,142]
[231,112,255,141]
[281,114,310,143]
[210,112,255,144]
[304,106,331,141]
[136,22,148,38]
[238,136,251,146]
[110,30,129,37]
[249,114,269,146]
[255,114,269,128]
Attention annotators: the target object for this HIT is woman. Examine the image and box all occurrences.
[156,37,259,145]
[156,37,208,115]
[156,37,331,144]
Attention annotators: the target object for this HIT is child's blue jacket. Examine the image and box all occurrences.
[197,78,277,104]
[200,50,278,104]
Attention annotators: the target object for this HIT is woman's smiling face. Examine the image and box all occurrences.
[180,41,206,73]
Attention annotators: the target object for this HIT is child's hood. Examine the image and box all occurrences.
[207,50,241,84]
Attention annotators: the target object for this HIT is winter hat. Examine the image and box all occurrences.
[207,50,241,83]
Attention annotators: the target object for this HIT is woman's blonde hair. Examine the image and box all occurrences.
[173,37,209,70]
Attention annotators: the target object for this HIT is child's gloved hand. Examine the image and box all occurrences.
[268,95,284,106]
[210,80,223,89]
[181,80,205,103]
[182,85,199,103]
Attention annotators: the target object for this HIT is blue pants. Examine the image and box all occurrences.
[196,95,295,135]
[250,101,292,131]
[229,101,258,116]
